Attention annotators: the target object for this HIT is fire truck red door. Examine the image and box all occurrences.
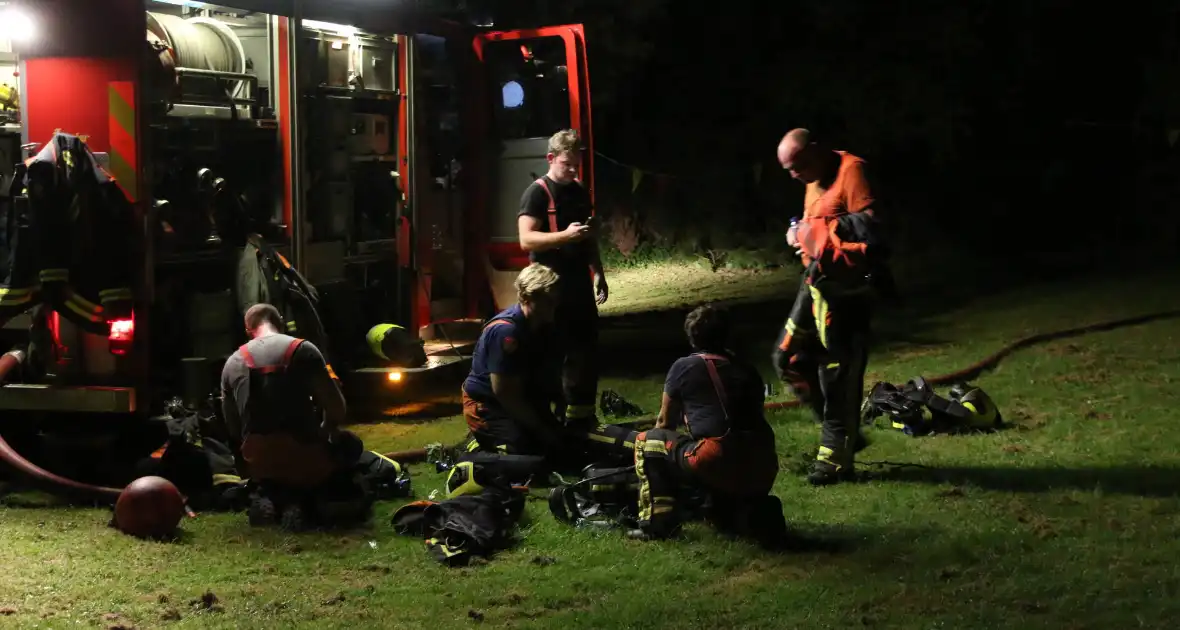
[472,25,594,288]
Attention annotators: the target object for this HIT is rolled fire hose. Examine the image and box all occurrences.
[146,12,247,100]
[0,348,123,503]
[385,308,1180,463]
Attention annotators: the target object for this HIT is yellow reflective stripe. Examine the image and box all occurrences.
[785,319,798,334]
[62,295,104,321]
[566,404,596,419]
[39,268,69,282]
[635,439,651,522]
[891,421,908,430]
[816,445,841,470]
[827,362,840,369]
[99,288,133,302]
[0,287,34,305]
[585,433,617,445]
[642,441,667,455]
[212,473,242,485]
[808,285,830,349]
[286,321,297,331]
[623,441,635,449]
[65,291,100,312]
[466,440,480,453]
[370,451,402,475]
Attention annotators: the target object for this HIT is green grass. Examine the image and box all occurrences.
[4,267,1180,629]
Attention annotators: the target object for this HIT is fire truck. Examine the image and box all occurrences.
[0,0,595,419]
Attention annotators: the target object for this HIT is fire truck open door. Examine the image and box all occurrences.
[472,25,594,310]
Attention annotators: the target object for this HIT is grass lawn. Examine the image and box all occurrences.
[4,265,1180,629]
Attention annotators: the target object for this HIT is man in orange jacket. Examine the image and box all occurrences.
[772,128,888,486]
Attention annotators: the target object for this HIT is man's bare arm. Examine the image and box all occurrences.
[220,388,243,450]
[492,372,563,444]
[306,347,347,432]
[654,392,682,430]
[518,215,588,253]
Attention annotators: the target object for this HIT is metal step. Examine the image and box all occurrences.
[0,384,136,413]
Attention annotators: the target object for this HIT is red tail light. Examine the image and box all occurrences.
[108,317,134,355]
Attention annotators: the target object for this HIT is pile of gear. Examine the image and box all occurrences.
[860,376,1002,437]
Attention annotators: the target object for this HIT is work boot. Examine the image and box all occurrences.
[247,493,276,527]
[807,460,858,487]
[279,503,309,532]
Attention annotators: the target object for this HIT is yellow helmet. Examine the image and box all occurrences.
[949,384,1002,430]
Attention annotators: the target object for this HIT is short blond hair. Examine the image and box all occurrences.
[547,129,581,156]
[515,263,560,304]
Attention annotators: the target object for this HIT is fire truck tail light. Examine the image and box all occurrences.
[108,318,134,355]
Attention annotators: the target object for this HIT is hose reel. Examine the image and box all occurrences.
[146,12,248,105]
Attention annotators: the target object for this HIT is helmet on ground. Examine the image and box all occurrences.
[948,383,1002,430]
[114,476,186,539]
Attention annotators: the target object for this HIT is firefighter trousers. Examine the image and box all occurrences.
[634,427,779,539]
[462,389,634,468]
[554,278,600,423]
[772,281,871,476]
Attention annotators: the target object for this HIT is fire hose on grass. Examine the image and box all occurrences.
[3,310,1179,500]
[0,347,123,503]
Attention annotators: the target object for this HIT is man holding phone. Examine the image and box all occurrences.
[517,128,608,429]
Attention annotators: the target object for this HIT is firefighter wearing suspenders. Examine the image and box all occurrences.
[632,305,781,541]
[460,263,634,466]
[220,303,366,528]
[516,129,609,429]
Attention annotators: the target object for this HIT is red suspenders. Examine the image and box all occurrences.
[534,178,560,233]
[238,337,305,374]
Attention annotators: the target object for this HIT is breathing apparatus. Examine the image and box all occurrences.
[861,376,1002,436]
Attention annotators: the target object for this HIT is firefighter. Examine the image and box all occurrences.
[632,304,780,541]
[772,128,885,486]
[516,129,609,429]
[461,263,567,457]
[220,303,366,528]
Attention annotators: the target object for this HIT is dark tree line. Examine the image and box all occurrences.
[460,0,1180,261]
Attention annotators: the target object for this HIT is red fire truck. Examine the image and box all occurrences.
[0,0,595,418]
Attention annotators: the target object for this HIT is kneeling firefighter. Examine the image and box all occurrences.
[220,303,391,530]
[460,263,633,474]
[632,304,786,543]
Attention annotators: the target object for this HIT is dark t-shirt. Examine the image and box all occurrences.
[664,352,768,439]
[463,304,554,403]
[517,176,594,277]
[220,334,327,440]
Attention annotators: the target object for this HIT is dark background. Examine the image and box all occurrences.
[456,0,1180,278]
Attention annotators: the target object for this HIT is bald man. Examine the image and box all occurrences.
[773,129,889,486]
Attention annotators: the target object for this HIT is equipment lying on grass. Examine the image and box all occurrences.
[548,463,709,531]
[861,377,1002,436]
[112,476,187,539]
[600,389,644,418]
[391,461,526,566]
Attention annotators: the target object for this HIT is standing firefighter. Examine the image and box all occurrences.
[773,128,888,486]
[517,129,609,428]
[632,304,783,544]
